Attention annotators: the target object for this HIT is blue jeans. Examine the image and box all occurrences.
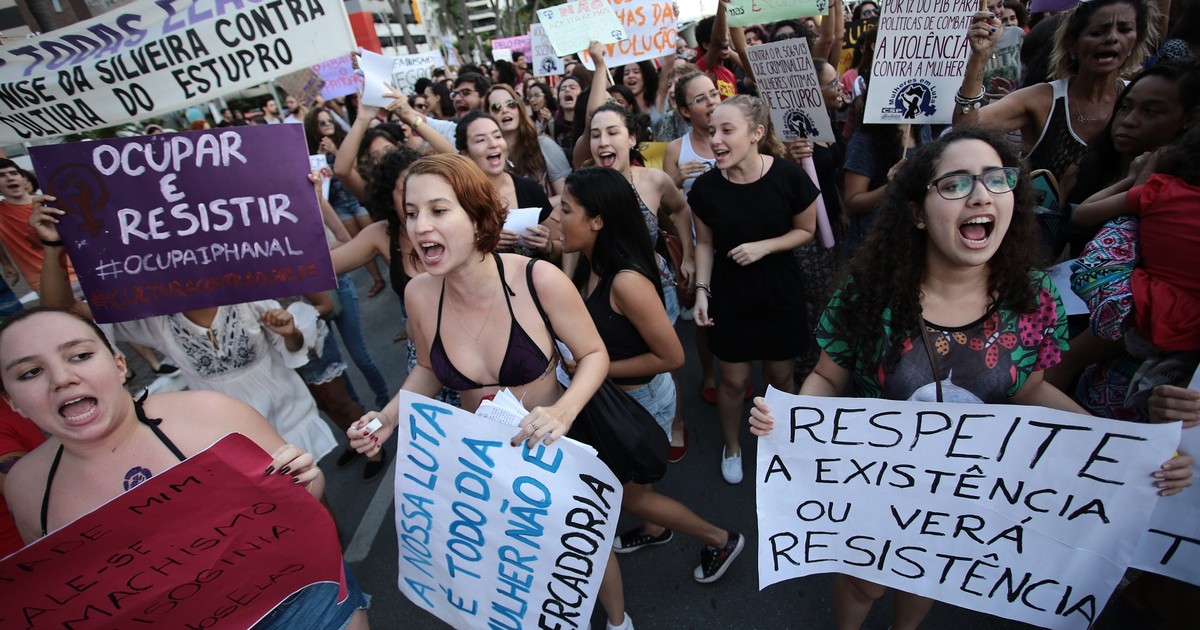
[333,274,391,409]
[255,561,369,629]
[625,372,676,439]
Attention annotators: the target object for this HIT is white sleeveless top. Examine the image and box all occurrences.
[679,133,717,197]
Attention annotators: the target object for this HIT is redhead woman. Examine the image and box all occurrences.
[343,154,634,629]
[748,128,1193,630]
[1,307,370,629]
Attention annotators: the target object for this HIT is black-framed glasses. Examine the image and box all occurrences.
[489,99,519,113]
[450,88,476,99]
[927,167,1019,200]
[687,89,722,107]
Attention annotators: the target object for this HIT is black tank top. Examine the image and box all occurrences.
[586,271,653,387]
[40,392,185,537]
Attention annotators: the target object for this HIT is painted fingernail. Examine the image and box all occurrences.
[265,466,275,475]
[293,477,301,483]
[279,466,292,475]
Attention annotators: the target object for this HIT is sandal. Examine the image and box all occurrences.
[367,280,386,298]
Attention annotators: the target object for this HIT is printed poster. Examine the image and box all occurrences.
[537,0,627,57]
[530,24,566,77]
[746,38,835,142]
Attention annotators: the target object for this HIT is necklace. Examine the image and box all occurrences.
[1074,104,1106,124]
[447,281,499,344]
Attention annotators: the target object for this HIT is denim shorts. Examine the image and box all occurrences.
[656,254,680,325]
[255,561,370,629]
[625,372,676,439]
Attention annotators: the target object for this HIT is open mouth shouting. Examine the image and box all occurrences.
[596,151,618,168]
[59,396,99,425]
[418,240,446,266]
[959,215,995,249]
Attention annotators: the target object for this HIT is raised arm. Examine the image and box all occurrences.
[585,41,612,122]
[334,97,380,201]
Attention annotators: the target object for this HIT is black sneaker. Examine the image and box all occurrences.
[613,528,673,554]
[363,446,388,483]
[154,364,180,377]
[693,531,744,583]
[336,447,359,469]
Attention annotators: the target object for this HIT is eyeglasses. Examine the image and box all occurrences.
[413,101,429,111]
[820,77,840,92]
[688,89,722,107]
[317,119,334,126]
[489,99,519,113]
[450,88,476,99]
[927,167,1019,200]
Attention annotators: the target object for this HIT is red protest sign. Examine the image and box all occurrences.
[0,433,346,629]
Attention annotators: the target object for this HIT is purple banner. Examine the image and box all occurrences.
[314,55,365,100]
[491,35,533,59]
[29,125,336,324]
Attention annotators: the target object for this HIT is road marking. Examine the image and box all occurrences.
[344,455,396,562]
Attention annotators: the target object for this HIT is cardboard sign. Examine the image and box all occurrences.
[359,49,446,107]
[1130,366,1200,586]
[491,35,533,60]
[580,0,678,70]
[757,389,1181,630]
[29,125,337,324]
[0,433,347,628]
[0,0,355,143]
[537,0,628,57]
[530,24,566,77]
[276,68,326,110]
[393,391,622,629]
[727,0,826,27]
[863,0,976,124]
[313,55,364,100]
[747,39,835,142]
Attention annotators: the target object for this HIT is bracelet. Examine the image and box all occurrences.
[695,282,711,297]
[544,240,554,256]
[410,116,424,129]
[954,87,985,115]
[40,238,64,247]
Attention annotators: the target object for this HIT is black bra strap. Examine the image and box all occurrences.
[135,391,185,462]
[526,258,560,345]
[40,445,65,537]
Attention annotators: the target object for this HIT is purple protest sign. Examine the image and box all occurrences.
[29,125,336,324]
[314,54,364,100]
[491,35,533,59]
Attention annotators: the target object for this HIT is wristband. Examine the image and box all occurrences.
[954,87,985,114]
[40,238,64,247]
[695,282,711,297]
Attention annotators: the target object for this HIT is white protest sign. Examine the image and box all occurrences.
[675,0,720,24]
[393,391,623,629]
[0,0,355,143]
[309,154,332,200]
[359,49,446,107]
[757,388,1181,629]
[746,39,835,143]
[503,207,544,246]
[537,0,628,57]
[530,24,566,77]
[863,0,976,124]
[492,48,514,62]
[581,0,678,70]
[1130,367,1200,586]
[313,54,364,100]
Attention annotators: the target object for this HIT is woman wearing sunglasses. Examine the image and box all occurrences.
[485,84,571,202]
[747,128,1194,629]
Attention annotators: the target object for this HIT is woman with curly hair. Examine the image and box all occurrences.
[747,128,1194,629]
[485,84,571,199]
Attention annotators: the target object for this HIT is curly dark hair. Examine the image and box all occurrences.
[1155,125,1200,186]
[836,127,1041,371]
[589,102,647,166]
[368,146,423,225]
[613,60,660,112]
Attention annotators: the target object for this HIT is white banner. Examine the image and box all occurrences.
[1130,368,1200,586]
[581,0,677,70]
[862,0,976,124]
[537,0,627,58]
[393,391,623,629]
[0,0,355,143]
[746,38,835,143]
[530,24,565,77]
[757,388,1181,630]
[358,49,445,107]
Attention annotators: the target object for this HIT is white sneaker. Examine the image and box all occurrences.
[721,449,743,485]
[606,613,633,630]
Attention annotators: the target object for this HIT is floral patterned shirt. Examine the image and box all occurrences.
[816,272,1068,403]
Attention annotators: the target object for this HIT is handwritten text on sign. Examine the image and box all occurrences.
[314,55,364,100]
[747,39,835,143]
[393,391,622,629]
[530,24,566,77]
[727,0,826,27]
[756,389,1180,630]
[29,124,336,324]
[538,0,628,57]
[0,0,355,143]
[581,0,678,70]
[863,0,976,124]
[0,433,346,629]
[491,35,533,60]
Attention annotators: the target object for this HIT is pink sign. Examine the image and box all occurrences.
[0,434,346,629]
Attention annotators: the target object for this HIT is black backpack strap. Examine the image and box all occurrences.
[525,257,561,344]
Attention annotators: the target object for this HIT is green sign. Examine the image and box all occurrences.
[726,0,827,26]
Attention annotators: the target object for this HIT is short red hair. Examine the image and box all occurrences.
[404,154,507,253]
